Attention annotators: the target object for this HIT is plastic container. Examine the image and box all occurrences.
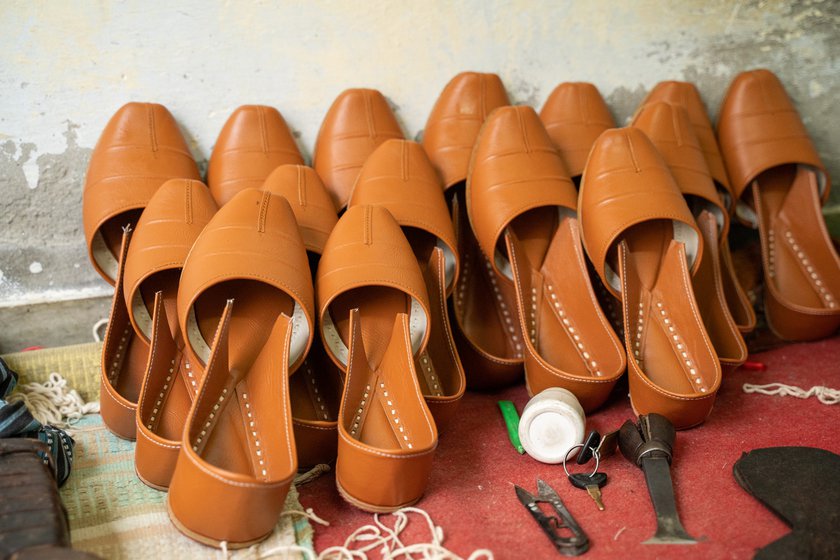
[518,388,585,464]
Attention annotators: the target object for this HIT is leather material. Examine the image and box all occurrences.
[617,241,721,429]
[177,189,315,373]
[507,226,626,411]
[335,310,437,511]
[422,72,509,189]
[422,73,521,390]
[83,102,200,284]
[314,89,403,211]
[168,191,312,545]
[468,106,623,411]
[348,140,464,430]
[580,128,720,429]
[468,106,578,282]
[540,82,615,178]
[451,193,524,390]
[289,335,343,469]
[632,102,728,236]
[262,165,338,255]
[316,205,431,370]
[690,211,748,373]
[579,127,703,297]
[642,81,732,200]
[123,179,218,344]
[632,103,747,371]
[168,304,297,547]
[262,164,342,468]
[417,248,465,431]
[733,447,840,560]
[718,239,757,334]
[639,85,756,333]
[718,69,829,206]
[0,440,69,557]
[349,139,459,292]
[134,293,193,489]
[317,206,437,510]
[124,179,217,489]
[718,69,840,341]
[618,413,675,466]
[99,229,146,440]
[207,105,303,207]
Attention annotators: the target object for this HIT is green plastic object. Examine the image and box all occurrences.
[498,400,525,454]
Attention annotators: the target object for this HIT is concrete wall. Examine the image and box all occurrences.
[1,0,838,350]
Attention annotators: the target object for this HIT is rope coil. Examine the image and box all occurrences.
[222,507,494,560]
[8,372,100,428]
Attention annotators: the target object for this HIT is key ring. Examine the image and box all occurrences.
[563,443,600,478]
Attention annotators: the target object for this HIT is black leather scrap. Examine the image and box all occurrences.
[733,446,840,559]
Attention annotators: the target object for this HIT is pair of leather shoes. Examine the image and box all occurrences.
[632,85,749,375]
[160,165,341,546]
[424,73,526,390]
[718,69,840,341]
[313,89,465,510]
[209,107,344,470]
[423,76,625,412]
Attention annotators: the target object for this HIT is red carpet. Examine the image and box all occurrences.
[299,335,840,559]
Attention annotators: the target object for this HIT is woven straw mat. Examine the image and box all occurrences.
[1,343,314,559]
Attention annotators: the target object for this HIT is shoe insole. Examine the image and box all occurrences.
[754,164,840,309]
[96,209,144,276]
[691,211,747,365]
[193,281,295,476]
[620,221,716,395]
[522,217,624,378]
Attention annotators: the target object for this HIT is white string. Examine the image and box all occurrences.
[281,508,330,527]
[742,382,840,405]
[8,372,100,427]
[221,506,493,560]
[92,318,109,342]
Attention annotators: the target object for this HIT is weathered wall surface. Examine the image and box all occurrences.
[1,0,838,349]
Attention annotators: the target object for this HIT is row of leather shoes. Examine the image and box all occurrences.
[424,70,837,429]
[83,68,839,547]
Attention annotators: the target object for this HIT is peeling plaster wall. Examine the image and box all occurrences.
[1,0,838,348]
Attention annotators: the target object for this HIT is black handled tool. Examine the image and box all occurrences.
[618,413,698,545]
[514,479,589,556]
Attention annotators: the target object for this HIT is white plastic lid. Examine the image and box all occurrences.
[518,388,585,464]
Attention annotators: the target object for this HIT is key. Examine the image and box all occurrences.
[576,430,601,465]
[569,472,608,511]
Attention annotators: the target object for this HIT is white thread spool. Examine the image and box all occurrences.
[518,388,585,464]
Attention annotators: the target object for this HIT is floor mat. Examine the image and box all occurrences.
[300,335,840,559]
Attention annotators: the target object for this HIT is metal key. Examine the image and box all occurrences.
[569,472,607,511]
